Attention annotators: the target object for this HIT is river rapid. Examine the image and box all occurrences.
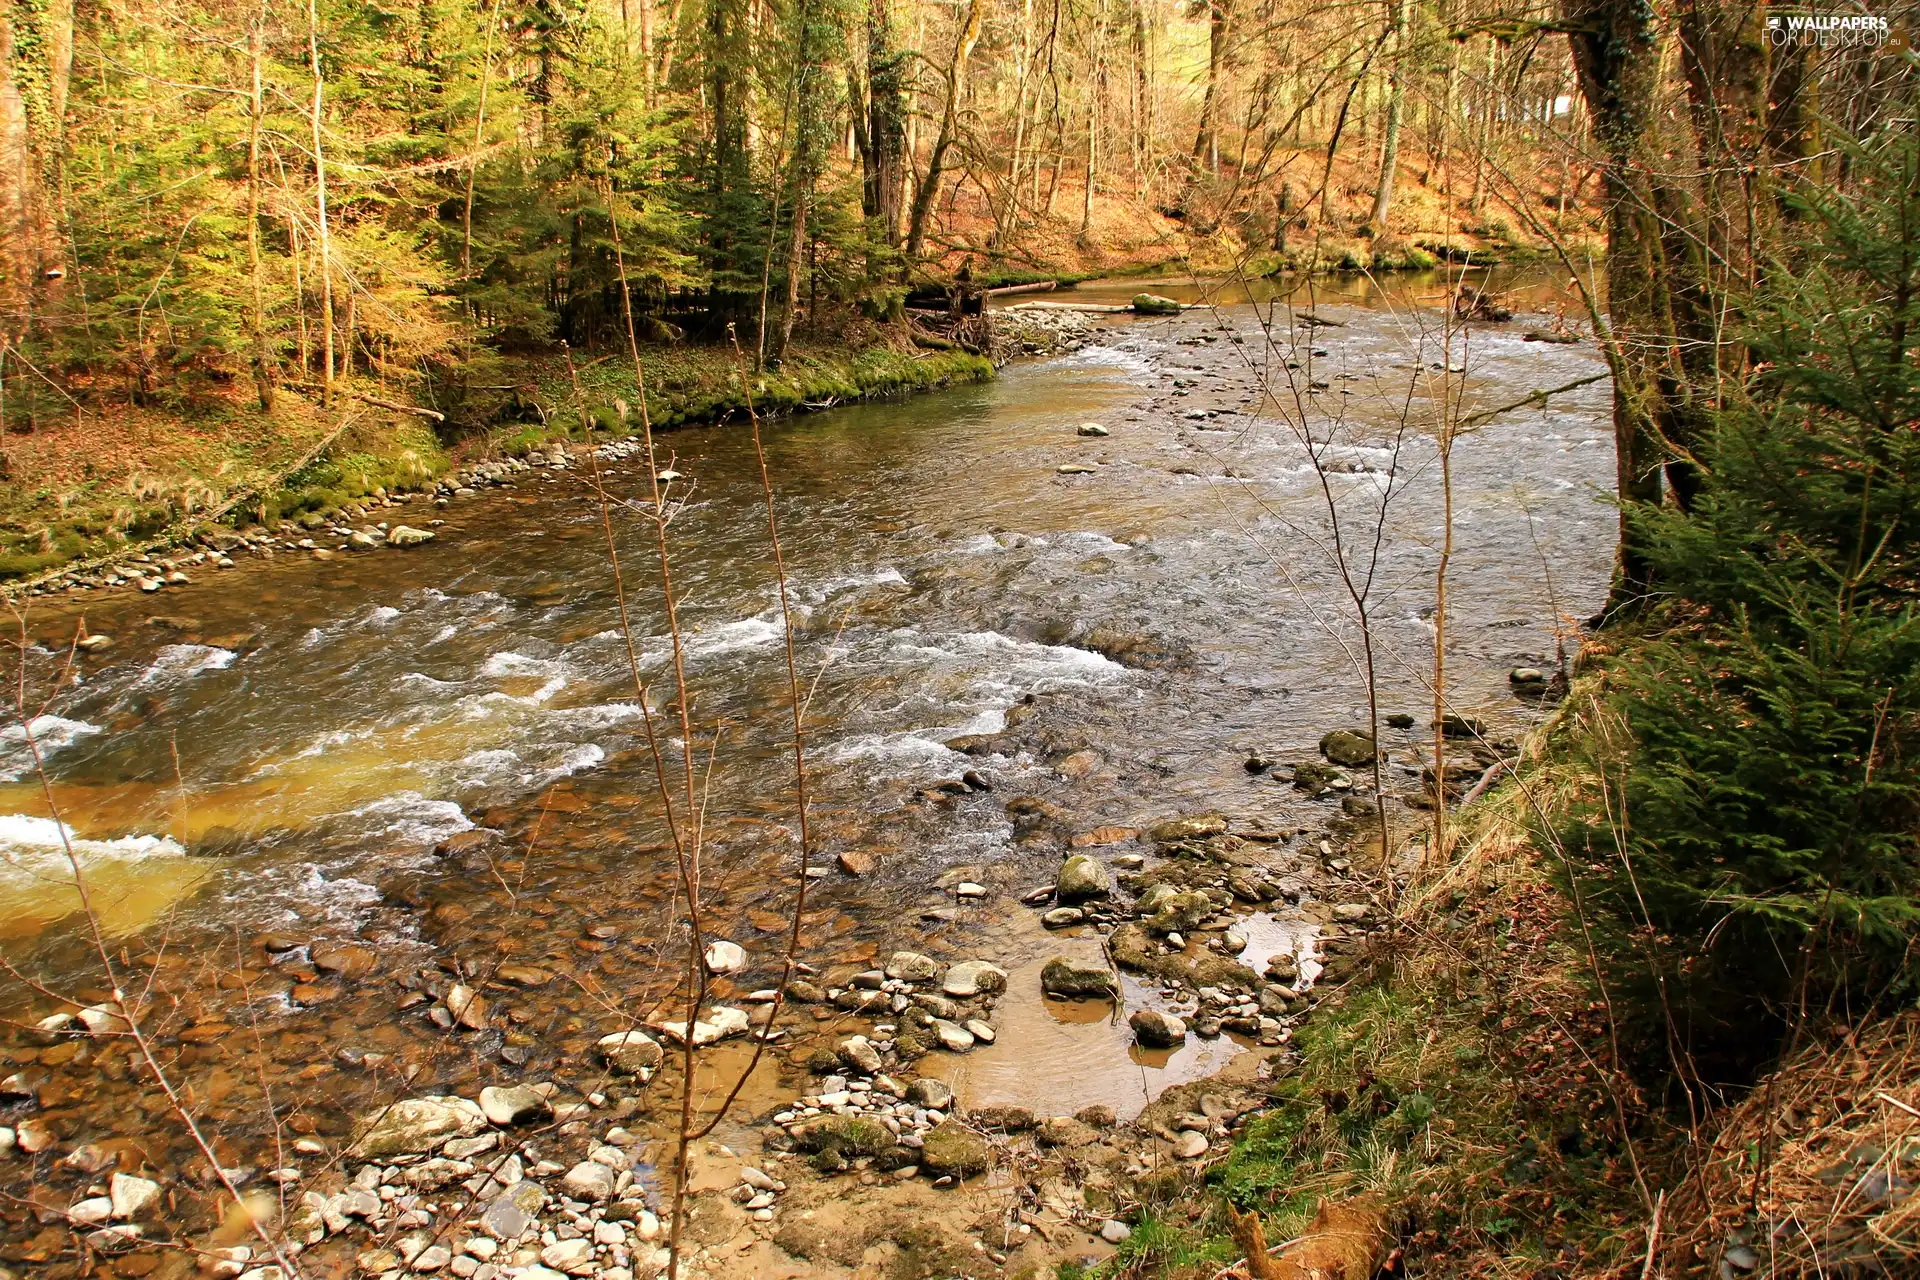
[0,274,1613,1271]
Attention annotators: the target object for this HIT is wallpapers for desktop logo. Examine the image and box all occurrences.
[1766,9,1908,49]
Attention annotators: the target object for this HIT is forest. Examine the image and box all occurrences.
[0,0,1599,421]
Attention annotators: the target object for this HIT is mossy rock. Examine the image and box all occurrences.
[919,1125,991,1178]
[794,1115,897,1158]
[1131,293,1183,315]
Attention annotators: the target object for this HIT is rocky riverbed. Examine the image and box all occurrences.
[0,275,1612,1279]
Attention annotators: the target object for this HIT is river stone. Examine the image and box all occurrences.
[1056,854,1112,902]
[839,1036,883,1074]
[444,984,488,1030]
[496,964,552,987]
[885,951,940,982]
[1040,956,1117,999]
[1319,730,1378,767]
[837,850,876,876]
[1146,814,1228,843]
[942,960,1007,998]
[1037,1117,1099,1149]
[1077,422,1110,437]
[482,1180,544,1239]
[1144,890,1214,935]
[309,941,375,979]
[541,1239,595,1274]
[109,1173,160,1219]
[1132,293,1183,315]
[653,1006,749,1046]
[1129,1009,1188,1048]
[479,1085,550,1127]
[965,1019,996,1043]
[704,940,747,974]
[561,1160,618,1202]
[1042,907,1086,928]
[351,1097,486,1158]
[1102,1219,1133,1243]
[1172,1130,1210,1159]
[920,1127,991,1178]
[1265,953,1300,984]
[69,1196,112,1225]
[932,1019,976,1052]
[596,1030,663,1073]
[388,526,436,547]
[907,1078,953,1109]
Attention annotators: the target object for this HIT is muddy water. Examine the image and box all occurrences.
[0,278,1613,1196]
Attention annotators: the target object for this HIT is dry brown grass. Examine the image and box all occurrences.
[1667,1013,1920,1278]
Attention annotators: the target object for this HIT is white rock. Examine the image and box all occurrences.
[110,1173,161,1219]
[932,1019,976,1052]
[68,1197,113,1225]
[703,940,746,974]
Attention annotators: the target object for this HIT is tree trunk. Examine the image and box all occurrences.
[1190,0,1233,169]
[1368,0,1410,234]
[1563,0,1673,600]
[247,16,275,411]
[0,0,75,348]
[904,0,983,264]
[307,0,334,407]
[862,0,907,247]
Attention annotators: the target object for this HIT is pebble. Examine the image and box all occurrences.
[1101,1219,1133,1243]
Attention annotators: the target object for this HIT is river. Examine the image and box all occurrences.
[0,274,1613,1254]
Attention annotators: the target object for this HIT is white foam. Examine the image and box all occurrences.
[551,702,647,729]
[348,793,474,845]
[689,616,784,657]
[0,813,185,877]
[821,733,960,775]
[137,644,236,684]
[480,651,562,679]
[366,606,402,626]
[0,716,103,782]
[1061,345,1156,377]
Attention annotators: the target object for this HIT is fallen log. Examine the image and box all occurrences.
[985,280,1059,297]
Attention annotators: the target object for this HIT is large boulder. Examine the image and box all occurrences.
[1056,855,1112,903]
[349,1097,486,1159]
[1131,293,1183,316]
[1040,956,1118,1000]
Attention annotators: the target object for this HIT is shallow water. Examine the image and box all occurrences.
[0,278,1613,1133]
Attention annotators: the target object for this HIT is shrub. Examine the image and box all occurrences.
[1558,138,1920,1077]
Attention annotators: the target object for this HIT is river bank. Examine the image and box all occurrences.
[0,285,1613,1279]
[0,334,1015,598]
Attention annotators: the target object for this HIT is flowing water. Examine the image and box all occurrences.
[0,274,1614,1164]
